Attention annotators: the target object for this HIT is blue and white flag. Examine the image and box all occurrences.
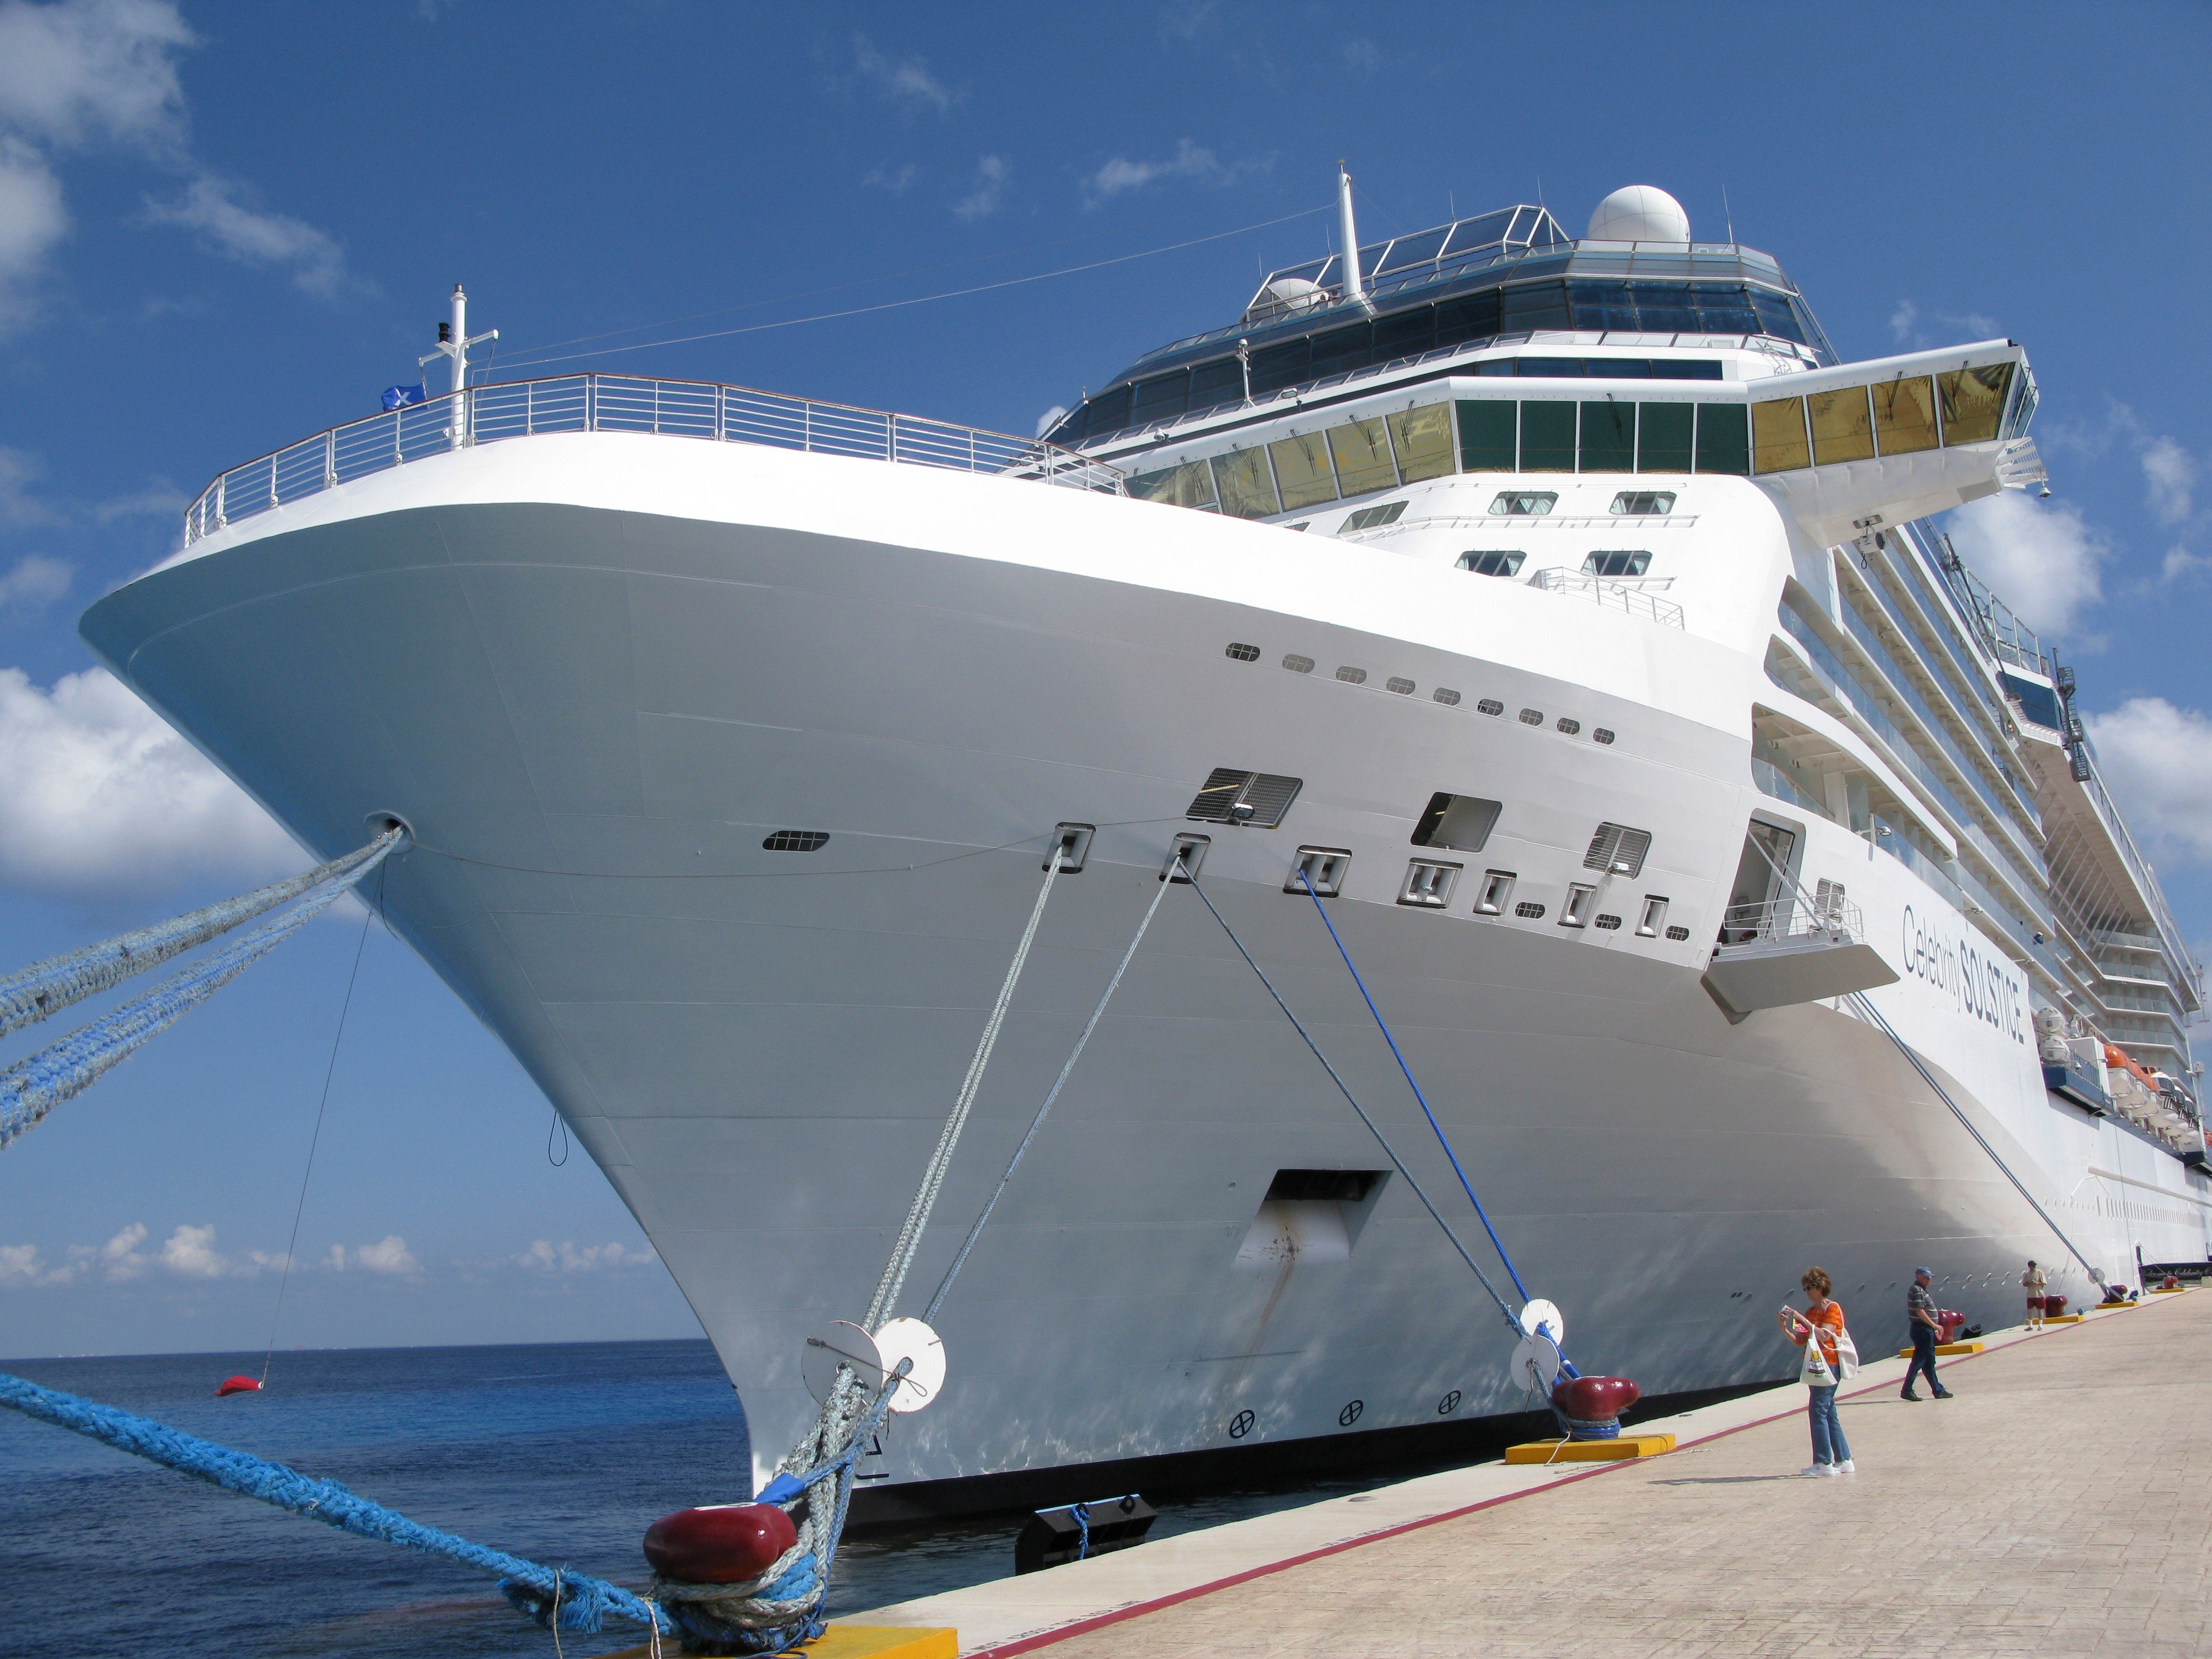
[382,383,426,411]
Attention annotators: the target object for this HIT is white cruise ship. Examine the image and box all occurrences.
[82,180,2207,1515]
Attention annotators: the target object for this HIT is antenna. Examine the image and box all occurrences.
[421,284,498,450]
[1335,161,1370,311]
[1723,185,1736,246]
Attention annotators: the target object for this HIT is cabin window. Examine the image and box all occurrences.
[1579,401,1636,472]
[1458,550,1525,577]
[1187,358,1243,411]
[1128,460,1218,509]
[1131,371,1189,427]
[1694,403,1751,474]
[1751,396,1811,473]
[1851,377,1932,459]
[1269,431,1339,511]
[1637,404,1694,472]
[1938,363,2013,445]
[1808,387,1875,465]
[1631,281,1699,332]
[1477,698,1505,716]
[1489,489,1557,516]
[1212,447,1280,519]
[1500,280,1571,332]
[1458,400,1517,472]
[1520,402,1577,472]
[1389,404,1457,482]
[1328,417,1397,498]
[1610,491,1676,516]
[1341,500,1407,532]
[1583,550,1652,577]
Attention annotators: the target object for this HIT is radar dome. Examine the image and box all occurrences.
[1587,186,1690,244]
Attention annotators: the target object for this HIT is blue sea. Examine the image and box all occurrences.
[0,1340,1407,1659]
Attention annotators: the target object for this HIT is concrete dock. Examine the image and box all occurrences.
[860,1289,2207,1656]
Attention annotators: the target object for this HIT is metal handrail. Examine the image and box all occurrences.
[1526,566,1686,630]
[182,374,1125,545]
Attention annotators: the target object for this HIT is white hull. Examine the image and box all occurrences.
[85,431,2212,1500]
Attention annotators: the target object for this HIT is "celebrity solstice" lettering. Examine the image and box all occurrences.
[1900,905,2026,1041]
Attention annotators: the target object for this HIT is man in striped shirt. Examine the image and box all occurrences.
[1901,1266,1952,1400]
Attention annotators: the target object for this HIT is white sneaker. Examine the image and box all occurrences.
[1798,1464,1839,1478]
[1834,1459,1856,1474]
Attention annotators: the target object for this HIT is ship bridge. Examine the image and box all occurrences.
[1046,202,1835,450]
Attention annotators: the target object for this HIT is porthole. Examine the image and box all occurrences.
[1283,654,1315,674]
[1594,914,1623,931]
[1225,641,1260,661]
[1514,900,1547,920]
[1517,707,1543,726]
[762,830,830,852]
[1665,924,1691,941]
[1386,676,1415,695]
[1337,666,1368,685]
[1477,698,1505,716]
[1433,688,1462,706]
[1593,728,1616,745]
[1556,717,1582,735]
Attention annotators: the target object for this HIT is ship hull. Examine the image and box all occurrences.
[83,435,2212,1502]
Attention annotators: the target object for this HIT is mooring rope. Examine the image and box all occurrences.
[0,1371,671,1634]
[0,834,400,1154]
[1183,870,1524,1339]
[0,834,395,1041]
[1295,868,1538,1305]
[924,844,1185,1322]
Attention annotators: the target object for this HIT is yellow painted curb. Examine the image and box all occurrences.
[1504,1433,1676,1464]
[2043,1314,2084,1323]
[1895,1341,1985,1357]
[594,1626,957,1659]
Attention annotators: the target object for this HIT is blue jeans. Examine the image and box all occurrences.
[1808,1384,1850,1465]
[1903,1326,1941,1394]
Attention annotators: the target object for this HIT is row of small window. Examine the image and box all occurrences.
[1459,550,1651,578]
[1051,279,1817,442]
[1225,642,1618,741]
[1749,363,2017,473]
[1130,401,1743,521]
[1400,862,1685,938]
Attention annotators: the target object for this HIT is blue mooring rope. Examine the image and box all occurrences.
[0,1371,671,1634]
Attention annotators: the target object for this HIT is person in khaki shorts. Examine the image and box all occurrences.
[2022,1259,2048,1329]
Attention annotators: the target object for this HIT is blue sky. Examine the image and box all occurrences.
[2,1,2208,1359]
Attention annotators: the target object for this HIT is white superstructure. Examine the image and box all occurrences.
[84,184,2206,1515]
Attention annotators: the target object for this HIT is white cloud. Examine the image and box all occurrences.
[351,1235,420,1275]
[101,1219,148,1281]
[2083,698,2212,865]
[952,154,1008,222]
[2161,545,2206,585]
[0,0,353,321]
[862,163,917,195]
[0,1241,46,1282]
[852,35,955,113]
[1086,139,1259,204]
[0,552,70,612]
[158,1220,225,1277]
[142,173,354,298]
[2142,436,2196,525]
[1340,38,1378,73]
[517,1239,658,1272]
[1943,491,2106,638]
[1888,299,1919,346]
[0,445,62,528]
[1034,404,1068,439]
[0,664,300,899]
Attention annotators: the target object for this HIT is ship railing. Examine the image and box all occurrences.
[1719,892,1865,947]
[1527,567,1686,630]
[182,375,1126,545]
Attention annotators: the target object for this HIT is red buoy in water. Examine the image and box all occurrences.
[216,1375,262,1397]
[643,1504,797,1583]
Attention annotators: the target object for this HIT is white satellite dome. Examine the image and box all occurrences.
[1586,185,1690,244]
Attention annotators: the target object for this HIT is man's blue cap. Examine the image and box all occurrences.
[1914,1265,1933,1276]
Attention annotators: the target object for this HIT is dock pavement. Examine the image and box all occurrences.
[859,1288,2207,1657]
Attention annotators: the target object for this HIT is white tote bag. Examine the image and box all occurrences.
[1795,1311,1855,1384]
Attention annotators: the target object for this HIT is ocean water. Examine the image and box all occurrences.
[0,1340,1420,1659]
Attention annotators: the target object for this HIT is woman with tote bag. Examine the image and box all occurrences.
[1778,1266,1858,1476]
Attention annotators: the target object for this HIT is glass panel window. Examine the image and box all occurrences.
[1328,417,1397,498]
[1610,490,1676,515]
[1212,447,1280,519]
[1269,430,1340,510]
[1579,400,1635,472]
[1341,500,1407,532]
[1568,280,1639,331]
[1248,338,1310,397]
[1692,285,1760,334]
[1457,400,1517,472]
[1520,401,1577,472]
[1938,363,2014,446]
[1128,459,1219,509]
[1489,490,1557,515]
[1389,404,1455,482]
[1637,403,1694,471]
[1583,550,1652,577]
[1695,403,1750,474]
[1807,386,1875,464]
[1308,322,1374,378]
[1433,290,1502,348]
[1084,384,1132,437]
[1751,397,1811,473]
[1372,307,1435,362]
[1187,358,1244,411]
[1458,550,1526,576]
[1631,281,1698,332]
[1132,371,1189,426]
[1749,289,1805,343]
[1500,280,1571,332]
[1871,375,1939,455]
